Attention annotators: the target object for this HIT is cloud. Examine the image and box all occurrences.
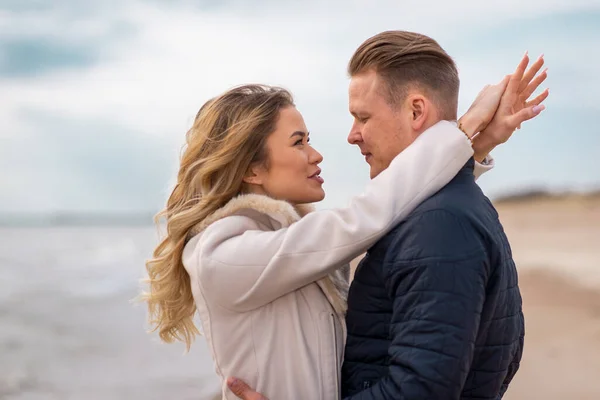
[0,37,97,77]
[0,110,177,212]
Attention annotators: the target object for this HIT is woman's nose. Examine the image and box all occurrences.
[308,146,323,164]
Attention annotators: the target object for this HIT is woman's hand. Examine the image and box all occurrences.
[513,54,548,130]
[458,75,511,138]
[472,53,549,160]
[459,53,549,161]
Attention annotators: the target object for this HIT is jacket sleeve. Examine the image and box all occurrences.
[343,210,489,400]
[191,121,474,312]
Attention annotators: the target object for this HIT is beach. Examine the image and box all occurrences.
[494,195,600,399]
[0,194,598,399]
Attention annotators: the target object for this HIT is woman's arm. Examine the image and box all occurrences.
[191,53,549,313]
[191,121,473,312]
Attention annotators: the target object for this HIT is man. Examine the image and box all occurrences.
[228,30,547,399]
[339,31,544,399]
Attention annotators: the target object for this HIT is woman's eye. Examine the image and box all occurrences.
[294,139,304,146]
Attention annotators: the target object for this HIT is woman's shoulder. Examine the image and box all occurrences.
[189,194,300,238]
[182,194,305,273]
[182,213,262,274]
[188,212,264,248]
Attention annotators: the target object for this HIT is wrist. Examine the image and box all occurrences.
[457,113,482,139]
[472,136,495,162]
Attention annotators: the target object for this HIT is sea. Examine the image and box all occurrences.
[0,226,220,400]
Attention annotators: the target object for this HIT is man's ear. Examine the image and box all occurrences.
[408,94,428,131]
[242,163,264,186]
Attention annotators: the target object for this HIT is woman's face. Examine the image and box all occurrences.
[246,106,325,204]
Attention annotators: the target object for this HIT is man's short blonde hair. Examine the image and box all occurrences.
[348,30,460,120]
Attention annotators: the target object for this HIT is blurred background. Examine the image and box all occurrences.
[0,0,598,399]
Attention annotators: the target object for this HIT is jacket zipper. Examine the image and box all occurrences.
[331,313,341,400]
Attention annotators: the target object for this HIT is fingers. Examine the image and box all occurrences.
[500,52,530,113]
[518,54,545,93]
[521,68,548,101]
[506,52,530,96]
[227,377,268,400]
[478,75,508,100]
[227,377,252,399]
[525,88,550,108]
[498,74,511,90]
[507,104,546,128]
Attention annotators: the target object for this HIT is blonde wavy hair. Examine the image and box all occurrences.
[141,84,295,349]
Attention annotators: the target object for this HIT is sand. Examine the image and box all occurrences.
[505,271,600,399]
[495,195,600,399]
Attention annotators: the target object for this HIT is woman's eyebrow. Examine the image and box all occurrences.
[290,131,308,138]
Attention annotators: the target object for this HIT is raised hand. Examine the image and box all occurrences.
[513,53,549,129]
[471,52,549,160]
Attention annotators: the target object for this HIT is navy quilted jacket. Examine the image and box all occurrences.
[342,159,524,400]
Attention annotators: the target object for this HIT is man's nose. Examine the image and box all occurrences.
[347,122,361,145]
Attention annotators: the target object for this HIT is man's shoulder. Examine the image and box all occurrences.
[388,182,471,233]
[404,172,497,223]
[414,177,480,213]
[378,181,491,262]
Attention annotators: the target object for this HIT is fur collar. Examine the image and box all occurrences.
[189,193,314,238]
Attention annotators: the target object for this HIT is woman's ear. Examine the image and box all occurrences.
[242,163,264,186]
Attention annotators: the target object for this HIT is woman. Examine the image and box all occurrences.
[142,59,546,399]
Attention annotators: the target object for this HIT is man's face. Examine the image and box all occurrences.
[348,70,419,179]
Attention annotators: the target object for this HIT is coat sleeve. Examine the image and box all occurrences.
[474,155,494,180]
[343,210,490,400]
[188,121,474,312]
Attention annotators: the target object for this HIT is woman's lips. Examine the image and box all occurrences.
[310,175,324,184]
[309,170,324,184]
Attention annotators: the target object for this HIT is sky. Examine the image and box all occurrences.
[1,0,599,214]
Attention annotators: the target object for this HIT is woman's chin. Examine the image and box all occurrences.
[291,190,324,204]
[283,188,325,205]
[306,188,325,203]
